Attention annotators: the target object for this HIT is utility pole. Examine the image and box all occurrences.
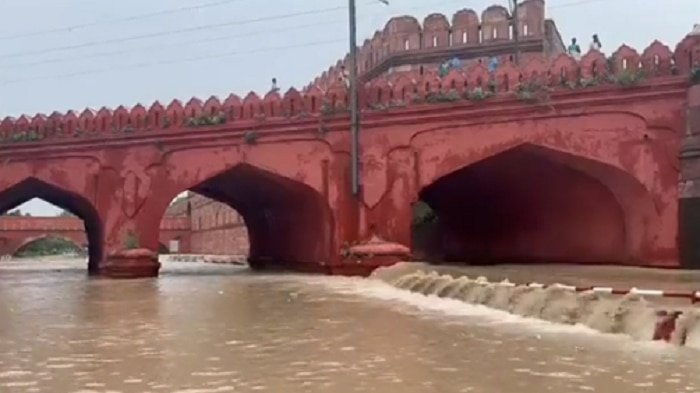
[348,0,360,197]
[509,0,520,65]
[347,0,389,198]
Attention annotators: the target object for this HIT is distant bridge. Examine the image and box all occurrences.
[0,216,191,257]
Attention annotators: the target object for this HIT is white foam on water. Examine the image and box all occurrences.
[300,275,604,333]
[283,268,690,352]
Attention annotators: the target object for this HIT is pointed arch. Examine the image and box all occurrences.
[413,141,659,265]
[151,161,335,271]
[0,177,103,272]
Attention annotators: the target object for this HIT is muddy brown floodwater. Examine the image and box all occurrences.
[1,258,699,392]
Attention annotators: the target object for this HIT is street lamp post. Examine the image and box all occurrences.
[347,0,389,198]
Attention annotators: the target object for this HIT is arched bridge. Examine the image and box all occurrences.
[0,216,190,257]
[0,34,697,277]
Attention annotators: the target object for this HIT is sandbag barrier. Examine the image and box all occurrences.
[379,270,700,347]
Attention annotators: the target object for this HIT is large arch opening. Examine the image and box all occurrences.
[13,236,85,258]
[0,178,103,272]
[160,164,333,271]
[412,144,653,265]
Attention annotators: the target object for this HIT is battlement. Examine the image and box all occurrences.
[307,0,562,90]
[0,35,698,146]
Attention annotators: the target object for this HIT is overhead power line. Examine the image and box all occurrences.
[0,0,251,41]
[0,0,613,85]
[0,14,361,70]
[0,0,597,61]
[0,0,597,69]
[0,5,350,60]
[0,20,342,69]
[1,38,347,85]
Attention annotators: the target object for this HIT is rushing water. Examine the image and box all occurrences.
[1,258,700,392]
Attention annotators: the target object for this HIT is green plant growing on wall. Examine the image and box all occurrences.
[691,63,700,85]
[7,129,44,143]
[320,99,348,116]
[185,112,227,127]
[608,69,646,87]
[317,121,329,137]
[564,76,600,89]
[412,201,438,225]
[27,130,42,141]
[320,99,334,115]
[606,56,615,75]
[514,81,553,103]
[6,130,44,143]
[243,130,258,144]
[464,87,494,101]
[368,99,406,111]
[122,231,139,249]
[368,103,387,110]
[334,102,348,113]
[425,90,461,103]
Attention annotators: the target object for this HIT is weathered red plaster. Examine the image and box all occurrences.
[0,28,695,277]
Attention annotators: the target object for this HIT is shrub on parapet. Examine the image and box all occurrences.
[184,112,227,127]
[463,87,494,101]
[608,69,646,87]
[514,81,553,103]
[425,90,461,103]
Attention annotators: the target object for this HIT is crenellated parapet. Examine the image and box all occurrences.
[0,36,698,146]
[307,0,557,91]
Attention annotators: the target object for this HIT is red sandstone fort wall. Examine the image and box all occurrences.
[165,193,249,256]
[306,0,560,90]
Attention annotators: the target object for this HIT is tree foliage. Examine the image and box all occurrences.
[15,236,84,257]
[58,210,75,217]
[412,201,438,225]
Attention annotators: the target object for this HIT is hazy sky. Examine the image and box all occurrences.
[0,0,696,216]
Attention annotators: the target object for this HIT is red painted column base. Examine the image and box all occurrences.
[337,235,411,277]
[101,248,161,279]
